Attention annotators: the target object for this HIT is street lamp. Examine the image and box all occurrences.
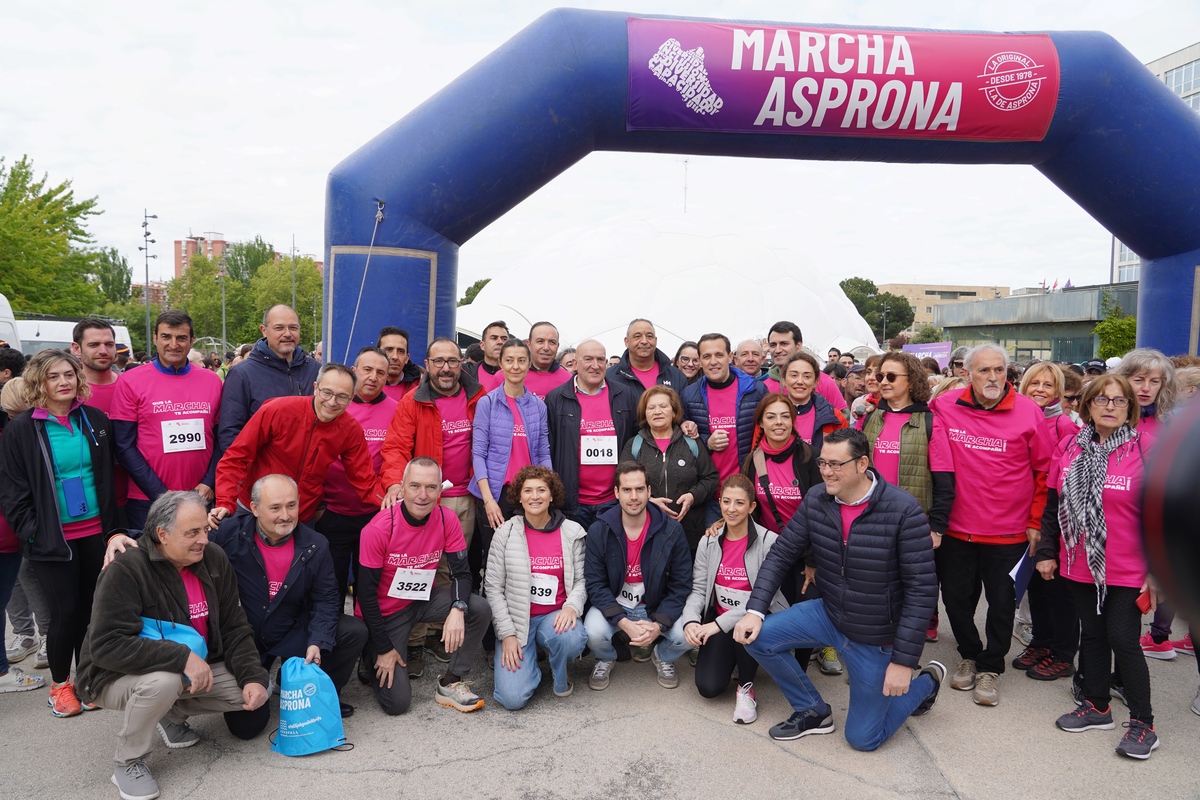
[880,300,890,348]
[290,234,297,309]
[216,255,227,352]
[138,210,158,351]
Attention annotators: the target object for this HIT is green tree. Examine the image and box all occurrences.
[458,278,490,306]
[911,324,945,344]
[250,256,323,349]
[97,296,160,353]
[223,235,276,284]
[91,246,132,305]
[0,155,102,314]
[166,254,258,347]
[1094,290,1137,359]
[838,277,916,341]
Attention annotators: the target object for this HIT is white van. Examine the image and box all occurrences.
[15,318,133,357]
[0,294,20,351]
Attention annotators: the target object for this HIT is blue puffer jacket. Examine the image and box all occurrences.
[585,503,692,628]
[747,470,936,668]
[217,339,321,452]
[681,367,767,468]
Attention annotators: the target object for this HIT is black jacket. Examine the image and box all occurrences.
[217,339,321,453]
[585,503,692,628]
[747,471,936,668]
[545,379,638,515]
[740,437,823,533]
[0,405,119,560]
[606,348,689,399]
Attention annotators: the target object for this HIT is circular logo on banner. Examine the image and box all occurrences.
[980,51,1046,112]
[303,682,317,697]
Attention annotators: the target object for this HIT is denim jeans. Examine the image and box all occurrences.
[583,604,691,663]
[493,611,588,709]
[746,599,935,751]
[0,552,23,673]
[567,500,615,533]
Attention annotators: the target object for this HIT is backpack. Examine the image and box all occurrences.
[631,432,698,459]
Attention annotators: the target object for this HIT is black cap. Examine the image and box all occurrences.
[1083,359,1106,373]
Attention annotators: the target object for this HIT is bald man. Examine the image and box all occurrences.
[545,340,639,529]
[735,339,766,378]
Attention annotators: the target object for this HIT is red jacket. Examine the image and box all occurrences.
[215,396,380,521]
[380,372,484,489]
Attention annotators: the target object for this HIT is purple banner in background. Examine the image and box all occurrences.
[903,341,954,369]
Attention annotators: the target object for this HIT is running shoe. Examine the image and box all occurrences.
[1115,719,1160,760]
[111,759,159,800]
[651,648,678,689]
[589,659,613,691]
[0,667,44,693]
[768,707,834,740]
[818,647,843,676]
[48,680,83,717]
[951,659,977,691]
[35,636,48,669]
[912,660,946,717]
[407,646,425,679]
[972,672,1000,706]
[5,635,37,664]
[925,618,939,643]
[1012,645,1051,671]
[1013,622,1033,647]
[156,717,200,748]
[1139,632,1176,660]
[733,682,757,724]
[434,678,483,712]
[1027,655,1076,681]
[1170,632,1194,656]
[1055,700,1114,732]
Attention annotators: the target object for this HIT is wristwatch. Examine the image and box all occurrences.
[451,600,469,613]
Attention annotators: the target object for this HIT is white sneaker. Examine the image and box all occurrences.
[35,636,48,669]
[589,659,614,691]
[733,682,757,724]
[0,667,45,693]
[5,636,37,664]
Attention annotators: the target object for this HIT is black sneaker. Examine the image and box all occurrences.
[407,646,425,679]
[1071,672,1085,707]
[912,660,946,717]
[768,707,834,741]
[1055,700,1115,732]
[1115,719,1160,760]
[1110,682,1128,708]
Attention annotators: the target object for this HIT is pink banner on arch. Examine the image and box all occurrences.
[627,18,1059,142]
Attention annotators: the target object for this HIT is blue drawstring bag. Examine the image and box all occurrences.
[138,617,208,660]
[271,657,348,756]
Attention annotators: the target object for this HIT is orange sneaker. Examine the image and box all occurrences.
[48,681,83,717]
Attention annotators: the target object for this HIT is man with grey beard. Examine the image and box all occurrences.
[927,344,1054,709]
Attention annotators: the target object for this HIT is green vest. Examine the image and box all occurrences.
[863,408,933,512]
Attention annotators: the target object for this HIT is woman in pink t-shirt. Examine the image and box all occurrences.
[781,352,847,452]
[672,341,702,385]
[680,475,787,725]
[739,394,821,536]
[484,467,588,709]
[1034,375,1160,759]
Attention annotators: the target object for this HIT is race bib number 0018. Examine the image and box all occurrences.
[581,435,618,465]
[162,418,206,453]
[618,580,645,609]
[387,567,435,601]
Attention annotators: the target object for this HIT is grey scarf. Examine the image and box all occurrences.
[1058,423,1135,612]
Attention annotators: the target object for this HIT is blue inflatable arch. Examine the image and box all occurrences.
[325,8,1200,363]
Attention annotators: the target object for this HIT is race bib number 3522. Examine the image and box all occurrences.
[387,567,435,601]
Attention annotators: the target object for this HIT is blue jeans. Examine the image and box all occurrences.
[0,552,24,673]
[746,599,936,752]
[493,611,588,710]
[567,500,615,532]
[583,605,691,663]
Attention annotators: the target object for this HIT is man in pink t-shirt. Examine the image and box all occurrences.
[377,326,422,401]
[468,320,510,394]
[111,311,224,529]
[604,319,689,400]
[927,344,1053,708]
[72,318,130,516]
[523,321,572,400]
[762,321,848,418]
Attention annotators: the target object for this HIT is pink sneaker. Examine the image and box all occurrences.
[1170,632,1194,656]
[1140,631,1176,660]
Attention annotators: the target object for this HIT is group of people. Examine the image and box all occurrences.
[0,306,1195,800]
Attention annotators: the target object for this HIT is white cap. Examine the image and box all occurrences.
[1105,356,1123,369]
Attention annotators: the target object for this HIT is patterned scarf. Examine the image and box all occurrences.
[1058,423,1135,612]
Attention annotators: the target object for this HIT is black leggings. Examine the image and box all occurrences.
[1069,581,1152,724]
[30,533,106,684]
[694,627,759,697]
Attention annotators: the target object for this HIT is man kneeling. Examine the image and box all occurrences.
[77,491,269,800]
[733,428,945,750]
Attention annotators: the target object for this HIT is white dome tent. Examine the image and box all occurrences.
[456,214,879,362]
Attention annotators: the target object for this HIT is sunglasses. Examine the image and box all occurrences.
[878,372,908,384]
[1064,394,1082,403]
[950,360,964,368]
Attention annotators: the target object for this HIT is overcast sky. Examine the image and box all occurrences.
[4,0,1198,295]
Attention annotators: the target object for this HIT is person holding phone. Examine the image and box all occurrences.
[1035,374,1160,760]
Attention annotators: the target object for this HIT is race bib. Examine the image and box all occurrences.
[387,567,435,601]
[529,572,559,604]
[617,580,645,609]
[715,585,752,614]
[581,435,619,465]
[162,418,206,453]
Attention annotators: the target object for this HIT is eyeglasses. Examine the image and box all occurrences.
[816,457,859,471]
[950,360,964,368]
[879,372,908,384]
[1064,394,1082,403]
[316,387,353,405]
[676,356,699,366]
[1090,396,1129,409]
[428,357,462,368]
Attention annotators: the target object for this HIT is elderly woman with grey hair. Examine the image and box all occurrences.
[1114,348,1177,440]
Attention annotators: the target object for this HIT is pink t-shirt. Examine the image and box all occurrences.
[382,381,415,401]
[477,365,504,393]
[110,364,223,501]
[769,372,844,411]
[577,387,617,505]
[503,395,533,485]
[1049,432,1153,589]
[1043,413,1081,448]
[1137,415,1161,440]
[435,391,473,497]
[626,515,649,582]
[654,437,672,452]
[929,388,1053,537]
[526,524,567,615]
[325,394,398,516]
[256,535,295,600]
[756,456,803,532]
[632,362,659,390]
[707,382,740,479]
[715,534,752,614]
[62,517,102,541]
[794,405,817,445]
[86,379,129,506]
[870,412,910,485]
[840,501,869,545]
[180,568,210,641]
[525,367,571,400]
[359,507,467,616]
